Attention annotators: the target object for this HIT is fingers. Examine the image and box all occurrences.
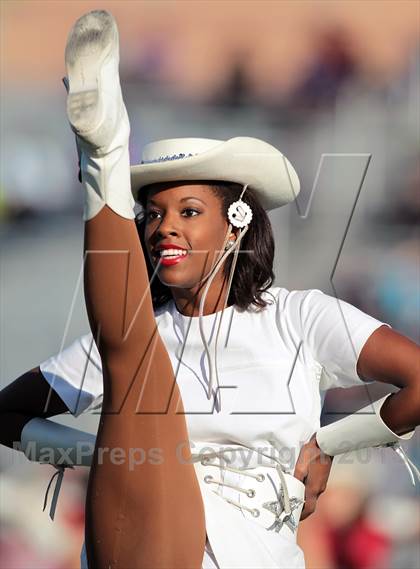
[299,461,330,520]
[293,439,319,481]
[300,498,315,521]
[300,488,325,520]
[294,436,333,521]
[293,460,308,483]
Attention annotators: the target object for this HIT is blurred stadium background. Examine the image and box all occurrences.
[1,1,419,568]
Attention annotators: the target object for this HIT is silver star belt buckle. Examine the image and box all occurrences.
[262,475,304,533]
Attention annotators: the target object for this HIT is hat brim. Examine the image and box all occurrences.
[130,137,300,211]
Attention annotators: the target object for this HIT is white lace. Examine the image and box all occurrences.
[42,464,74,520]
[388,442,420,486]
[197,184,250,407]
[191,447,293,521]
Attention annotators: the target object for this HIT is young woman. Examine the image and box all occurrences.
[1,10,419,569]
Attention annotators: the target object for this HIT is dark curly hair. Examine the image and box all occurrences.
[135,181,276,312]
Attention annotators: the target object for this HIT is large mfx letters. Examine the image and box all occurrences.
[47,154,372,416]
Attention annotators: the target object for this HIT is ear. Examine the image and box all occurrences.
[229,228,240,242]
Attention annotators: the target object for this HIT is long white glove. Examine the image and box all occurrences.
[316,394,419,485]
[20,417,96,466]
[20,417,96,520]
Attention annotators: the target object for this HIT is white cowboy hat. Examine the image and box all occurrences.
[130,136,300,211]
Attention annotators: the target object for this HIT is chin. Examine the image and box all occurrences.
[155,267,187,286]
[157,269,201,290]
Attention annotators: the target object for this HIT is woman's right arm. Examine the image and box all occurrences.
[0,367,69,450]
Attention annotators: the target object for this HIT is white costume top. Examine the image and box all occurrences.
[39,287,387,568]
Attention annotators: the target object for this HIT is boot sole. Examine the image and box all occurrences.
[65,10,118,136]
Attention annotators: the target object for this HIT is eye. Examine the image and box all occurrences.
[182,208,200,217]
[146,210,161,221]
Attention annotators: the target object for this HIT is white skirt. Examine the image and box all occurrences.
[80,445,306,569]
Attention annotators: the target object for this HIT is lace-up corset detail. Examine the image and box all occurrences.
[201,457,265,517]
[191,446,306,538]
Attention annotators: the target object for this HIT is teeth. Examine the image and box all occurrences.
[159,248,188,258]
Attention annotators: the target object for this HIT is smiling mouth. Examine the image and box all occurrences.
[153,249,189,266]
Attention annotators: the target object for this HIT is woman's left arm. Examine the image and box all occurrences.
[295,324,420,521]
[357,324,420,433]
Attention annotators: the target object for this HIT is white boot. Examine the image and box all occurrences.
[64,10,135,220]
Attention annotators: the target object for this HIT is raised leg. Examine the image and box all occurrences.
[84,209,206,569]
[65,10,206,568]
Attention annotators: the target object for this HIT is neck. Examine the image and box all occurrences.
[170,275,231,317]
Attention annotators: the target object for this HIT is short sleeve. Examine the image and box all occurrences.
[39,333,104,416]
[283,289,391,391]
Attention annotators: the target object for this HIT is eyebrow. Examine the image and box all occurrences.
[148,196,207,206]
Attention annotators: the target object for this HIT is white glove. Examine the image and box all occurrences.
[316,394,419,485]
[20,417,95,467]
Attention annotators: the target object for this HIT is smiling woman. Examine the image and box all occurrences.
[2,8,420,569]
[136,180,275,315]
[144,183,233,297]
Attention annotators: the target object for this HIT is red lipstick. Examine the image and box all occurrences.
[160,255,188,266]
[153,243,189,267]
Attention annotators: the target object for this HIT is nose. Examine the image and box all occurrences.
[155,212,180,240]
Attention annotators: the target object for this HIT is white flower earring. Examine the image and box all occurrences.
[227,183,253,229]
[227,200,253,228]
[224,184,253,251]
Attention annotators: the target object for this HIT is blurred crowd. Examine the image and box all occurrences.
[298,453,420,569]
[1,4,419,569]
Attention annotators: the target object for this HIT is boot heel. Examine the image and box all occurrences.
[67,90,100,135]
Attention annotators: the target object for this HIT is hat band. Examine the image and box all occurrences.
[141,152,197,165]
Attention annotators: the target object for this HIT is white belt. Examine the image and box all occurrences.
[191,448,305,540]
[41,445,306,539]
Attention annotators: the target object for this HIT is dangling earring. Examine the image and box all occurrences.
[224,239,235,251]
[227,184,253,229]
[227,200,253,228]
